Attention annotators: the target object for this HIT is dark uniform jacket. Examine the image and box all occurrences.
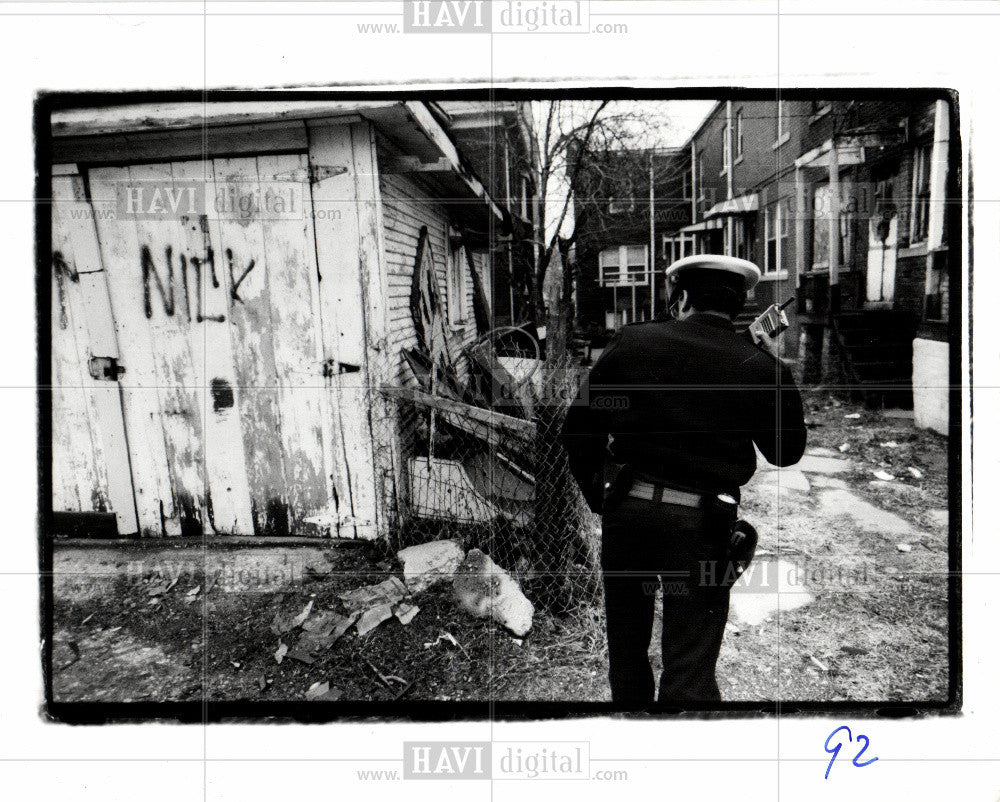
[561,313,807,511]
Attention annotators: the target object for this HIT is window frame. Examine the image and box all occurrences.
[764,197,791,276]
[809,181,852,271]
[599,244,649,287]
[773,100,791,149]
[719,123,730,177]
[909,143,932,244]
[608,176,636,215]
[735,108,745,161]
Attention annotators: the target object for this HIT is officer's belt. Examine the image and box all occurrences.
[628,480,704,508]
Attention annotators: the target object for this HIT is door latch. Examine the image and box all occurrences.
[322,359,362,378]
[89,356,126,381]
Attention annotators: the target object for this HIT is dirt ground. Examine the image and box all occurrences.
[51,544,607,703]
[50,391,951,706]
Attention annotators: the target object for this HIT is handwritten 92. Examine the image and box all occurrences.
[825,726,878,780]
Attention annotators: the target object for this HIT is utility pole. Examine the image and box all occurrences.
[649,150,656,320]
[828,141,841,313]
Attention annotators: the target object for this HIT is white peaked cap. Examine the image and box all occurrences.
[665,254,762,292]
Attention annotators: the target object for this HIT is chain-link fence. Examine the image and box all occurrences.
[371,339,603,615]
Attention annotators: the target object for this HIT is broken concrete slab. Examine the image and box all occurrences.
[338,577,407,612]
[377,576,408,600]
[809,475,850,490]
[453,549,534,637]
[754,467,812,493]
[806,447,841,458]
[305,680,343,701]
[868,480,924,498]
[816,488,916,537]
[796,455,849,475]
[301,610,337,634]
[295,610,359,654]
[397,539,466,593]
[394,602,419,625]
[926,509,948,529]
[330,611,359,640]
[270,599,315,635]
[285,649,316,665]
[356,603,394,637]
[728,558,813,626]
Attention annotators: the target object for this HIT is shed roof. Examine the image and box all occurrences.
[50,98,505,227]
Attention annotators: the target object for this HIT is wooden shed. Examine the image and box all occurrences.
[48,98,506,539]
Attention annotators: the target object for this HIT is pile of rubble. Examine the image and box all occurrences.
[272,540,534,672]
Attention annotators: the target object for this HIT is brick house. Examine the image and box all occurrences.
[571,147,692,335]
[570,95,957,433]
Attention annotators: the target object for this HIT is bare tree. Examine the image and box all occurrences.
[510,101,671,342]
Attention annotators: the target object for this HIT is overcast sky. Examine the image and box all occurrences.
[656,100,718,147]
[599,100,719,148]
[541,99,717,243]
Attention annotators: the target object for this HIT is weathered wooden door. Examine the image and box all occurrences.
[866,215,898,304]
[51,167,139,535]
[50,146,379,537]
[866,178,898,305]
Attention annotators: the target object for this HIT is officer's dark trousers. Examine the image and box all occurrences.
[601,496,732,704]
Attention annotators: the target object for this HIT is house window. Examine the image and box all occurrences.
[811,182,852,269]
[599,245,648,287]
[608,177,635,215]
[735,108,744,159]
[682,168,690,201]
[662,234,696,263]
[446,232,467,326]
[697,151,705,200]
[765,198,791,274]
[910,144,932,243]
[734,217,756,262]
[608,197,635,215]
[598,247,620,285]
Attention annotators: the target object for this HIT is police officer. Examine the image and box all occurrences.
[561,255,807,704]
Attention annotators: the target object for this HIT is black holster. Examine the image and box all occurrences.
[707,495,758,581]
[727,519,759,578]
[601,461,634,511]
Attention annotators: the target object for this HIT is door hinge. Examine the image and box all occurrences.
[309,164,348,184]
[89,355,126,381]
[267,165,348,184]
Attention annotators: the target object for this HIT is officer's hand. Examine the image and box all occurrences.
[755,334,781,360]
